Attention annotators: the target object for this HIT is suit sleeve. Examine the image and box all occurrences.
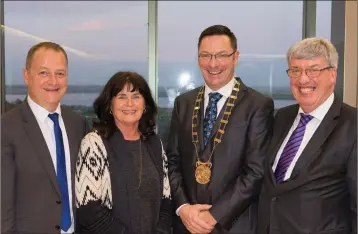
[156,198,172,234]
[1,124,16,234]
[167,97,190,209]
[76,200,133,234]
[347,140,357,234]
[210,97,274,230]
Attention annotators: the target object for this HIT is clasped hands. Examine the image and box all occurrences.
[179,204,217,234]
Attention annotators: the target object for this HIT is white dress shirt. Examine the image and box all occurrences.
[27,96,74,233]
[176,77,236,216]
[203,77,236,117]
[272,93,334,181]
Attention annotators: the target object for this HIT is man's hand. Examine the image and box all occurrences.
[199,211,217,226]
[179,204,214,233]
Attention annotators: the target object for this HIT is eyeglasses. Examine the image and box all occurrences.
[286,66,333,78]
[198,51,236,62]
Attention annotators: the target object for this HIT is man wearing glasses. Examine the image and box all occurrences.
[167,25,274,234]
[257,37,357,234]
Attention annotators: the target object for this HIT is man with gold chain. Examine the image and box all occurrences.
[167,25,274,234]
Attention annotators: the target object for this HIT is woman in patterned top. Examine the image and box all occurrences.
[75,71,172,234]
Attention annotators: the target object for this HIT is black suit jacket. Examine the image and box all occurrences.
[167,78,274,233]
[257,95,357,234]
[1,100,88,234]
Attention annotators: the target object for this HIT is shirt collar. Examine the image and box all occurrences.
[298,92,334,121]
[204,77,235,99]
[27,95,62,124]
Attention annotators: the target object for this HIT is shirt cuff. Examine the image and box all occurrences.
[176,203,189,216]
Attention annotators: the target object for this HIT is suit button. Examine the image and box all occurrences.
[272,197,277,201]
[55,225,60,230]
[56,200,62,204]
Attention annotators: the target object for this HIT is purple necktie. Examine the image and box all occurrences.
[274,113,313,183]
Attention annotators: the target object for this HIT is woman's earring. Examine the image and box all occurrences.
[110,109,113,114]
[143,108,147,113]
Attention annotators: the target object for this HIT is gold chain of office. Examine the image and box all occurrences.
[191,79,240,184]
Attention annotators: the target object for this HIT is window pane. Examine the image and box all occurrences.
[158,1,303,146]
[4,1,148,123]
[316,0,332,39]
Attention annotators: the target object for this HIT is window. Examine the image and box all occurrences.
[4,1,148,123]
[157,1,303,146]
[316,0,332,39]
[4,1,340,147]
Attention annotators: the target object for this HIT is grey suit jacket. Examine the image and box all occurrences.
[1,100,88,234]
[257,94,357,234]
[167,78,274,234]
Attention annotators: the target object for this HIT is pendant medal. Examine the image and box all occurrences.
[195,161,212,184]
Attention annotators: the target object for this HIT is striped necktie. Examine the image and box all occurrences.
[274,113,313,183]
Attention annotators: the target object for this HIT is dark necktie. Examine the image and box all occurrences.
[274,113,313,183]
[48,113,71,231]
[203,92,223,146]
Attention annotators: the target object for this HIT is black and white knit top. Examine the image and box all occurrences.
[75,131,171,209]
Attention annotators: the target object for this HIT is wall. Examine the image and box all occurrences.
[343,0,357,107]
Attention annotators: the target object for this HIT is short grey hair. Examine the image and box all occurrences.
[286,37,339,68]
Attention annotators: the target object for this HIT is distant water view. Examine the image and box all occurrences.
[6,93,296,109]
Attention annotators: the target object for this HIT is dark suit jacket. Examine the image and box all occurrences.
[257,95,357,234]
[1,100,88,234]
[167,78,274,234]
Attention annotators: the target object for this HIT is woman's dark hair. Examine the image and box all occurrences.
[93,71,158,139]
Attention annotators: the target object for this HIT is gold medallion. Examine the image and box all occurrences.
[192,80,241,185]
[195,161,212,184]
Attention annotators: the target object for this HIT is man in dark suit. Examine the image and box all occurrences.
[1,42,88,234]
[257,37,357,234]
[167,25,274,234]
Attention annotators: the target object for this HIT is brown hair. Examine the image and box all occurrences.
[25,41,68,69]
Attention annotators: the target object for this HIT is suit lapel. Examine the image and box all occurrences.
[267,105,299,186]
[289,96,341,179]
[202,78,246,156]
[21,102,61,196]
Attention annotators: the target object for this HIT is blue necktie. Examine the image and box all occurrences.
[274,113,313,183]
[48,113,71,231]
[203,92,223,146]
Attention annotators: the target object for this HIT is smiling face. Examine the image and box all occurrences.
[111,83,145,129]
[288,56,336,113]
[198,35,239,91]
[23,48,68,112]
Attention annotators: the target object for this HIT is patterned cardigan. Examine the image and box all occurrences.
[75,131,172,233]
